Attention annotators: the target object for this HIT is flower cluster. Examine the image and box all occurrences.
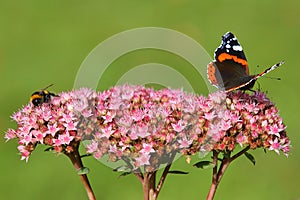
[5,88,97,161]
[86,85,211,171]
[212,91,290,155]
[5,85,290,166]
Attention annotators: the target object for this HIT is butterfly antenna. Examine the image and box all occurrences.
[258,60,284,79]
[279,60,285,65]
[262,76,281,81]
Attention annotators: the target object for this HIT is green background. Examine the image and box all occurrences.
[0,0,299,199]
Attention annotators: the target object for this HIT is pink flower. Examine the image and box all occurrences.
[31,130,45,144]
[62,113,75,124]
[17,145,30,162]
[64,121,78,131]
[58,132,74,145]
[128,129,139,140]
[93,151,103,160]
[81,109,93,118]
[109,144,118,153]
[157,107,171,118]
[53,138,63,146]
[269,124,281,137]
[204,112,216,120]
[236,133,247,147]
[269,138,280,155]
[102,111,116,124]
[41,107,52,121]
[281,140,290,157]
[5,129,16,141]
[136,123,150,138]
[102,124,115,138]
[140,143,155,154]
[135,154,151,167]
[47,123,60,137]
[172,120,186,132]
[132,109,144,122]
[178,136,193,148]
[116,110,133,127]
[86,140,99,154]
[120,85,134,100]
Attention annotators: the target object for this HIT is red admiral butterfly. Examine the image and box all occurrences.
[207,32,284,92]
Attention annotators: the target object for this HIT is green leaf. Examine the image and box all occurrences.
[77,167,90,175]
[198,150,210,159]
[244,152,256,165]
[193,161,215,169]
[44,147,54,152]
[263,148,267,153]
[113,165,130,172]
[168,170,189,175]
[118,171,132,179]
[80,154,92,158]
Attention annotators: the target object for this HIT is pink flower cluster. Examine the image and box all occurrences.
[86,85,210,171]
[5,88,97,161]
[214,91,290,155]
[5,85,290,166]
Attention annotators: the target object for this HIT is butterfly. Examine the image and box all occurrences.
[207,32,284,92]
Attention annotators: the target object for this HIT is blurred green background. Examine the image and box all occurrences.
[0,0,299,199]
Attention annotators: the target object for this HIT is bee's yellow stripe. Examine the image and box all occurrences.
[30,94,42,102]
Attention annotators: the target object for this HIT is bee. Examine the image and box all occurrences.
[30,84,57,106]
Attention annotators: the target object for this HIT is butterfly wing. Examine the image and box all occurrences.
[208,32,284,92]
[207,60,253,91]
[214,32,249,75]
[224,61,284,92]
[208,32,252,91]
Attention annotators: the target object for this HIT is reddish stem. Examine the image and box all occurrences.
[155,152,176,197]
[206,147,250,200]
[66,143,96,200]
[142,152,176,200]
[206,151,219,200]
[206,182,217,200]
[123,157,144,184]
[216,158,230,184]
[143,172,156,200]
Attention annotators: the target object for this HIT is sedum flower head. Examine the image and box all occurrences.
[86,85,211,171]
[5,88,97,161]
[5,85,290,165]
[211,91,290,156]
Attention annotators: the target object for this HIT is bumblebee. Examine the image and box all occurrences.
[30,84,56,106]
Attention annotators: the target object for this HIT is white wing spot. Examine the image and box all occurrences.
[233,45,243,51]
[225,44,231,49]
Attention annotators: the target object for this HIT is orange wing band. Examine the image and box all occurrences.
[218,53,248,67]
